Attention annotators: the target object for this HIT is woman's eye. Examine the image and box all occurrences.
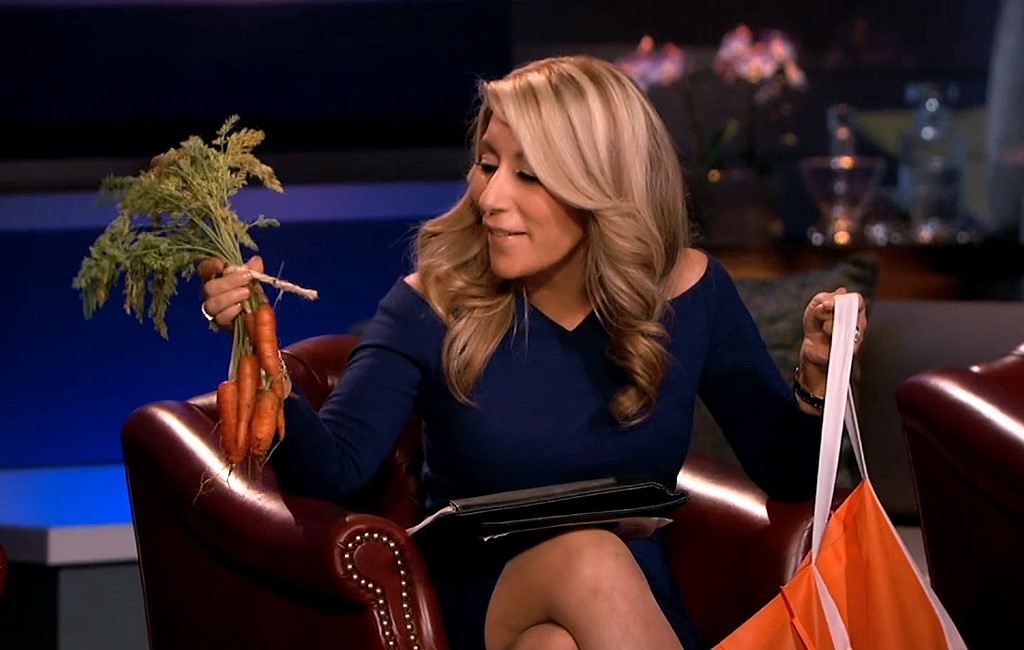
[475,159,498,174]
[517,170,540,183]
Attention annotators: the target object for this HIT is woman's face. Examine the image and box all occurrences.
[469,117,588,291]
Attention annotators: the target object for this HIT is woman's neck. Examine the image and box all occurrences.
[523,244,591,330]
[528,284,591,329]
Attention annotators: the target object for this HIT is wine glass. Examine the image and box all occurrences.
[800,155,887,246]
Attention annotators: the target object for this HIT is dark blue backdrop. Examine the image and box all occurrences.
[0,0,515,159]
[4,182,467,469]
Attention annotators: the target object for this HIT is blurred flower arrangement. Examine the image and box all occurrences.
[616,25,807,175]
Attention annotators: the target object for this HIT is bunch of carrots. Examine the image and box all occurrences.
[70,117,318,467]
[217,301,288,465]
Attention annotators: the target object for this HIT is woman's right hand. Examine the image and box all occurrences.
[198,255,265,330]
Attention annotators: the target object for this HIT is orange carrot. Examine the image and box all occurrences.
[216,379,243,464]
[253,302,283,379]
[248,388,279,458]
[271,375,286,443]
[236,353,261,460]
[254,302,287,445]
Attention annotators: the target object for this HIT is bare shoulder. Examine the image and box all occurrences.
[667,248,709,299]
[403,271,424,294]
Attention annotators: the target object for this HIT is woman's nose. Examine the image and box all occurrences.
[476,168,511,215]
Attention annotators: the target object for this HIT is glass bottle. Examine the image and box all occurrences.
[897,82,968,244]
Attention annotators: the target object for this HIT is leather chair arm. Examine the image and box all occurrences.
[897,366,1024,518]
[666,453,850,645]
[122,399,448,644]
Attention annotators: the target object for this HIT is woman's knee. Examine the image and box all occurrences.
[507,623,579,650]
[486,529,675,650]
[512,529,648,606]
[485,530,640,648]
[555,528,643,580]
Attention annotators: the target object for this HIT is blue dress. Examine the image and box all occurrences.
[273,254,822,649]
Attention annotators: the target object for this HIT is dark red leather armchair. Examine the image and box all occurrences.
[123,334,822,649]
[896,342,1024,650]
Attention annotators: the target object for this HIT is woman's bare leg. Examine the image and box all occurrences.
[508,623,579,650]
[483,529,684,650]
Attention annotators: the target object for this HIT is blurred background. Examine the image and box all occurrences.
[0,0,1013,468]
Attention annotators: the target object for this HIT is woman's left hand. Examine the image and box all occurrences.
[797,288,868,396]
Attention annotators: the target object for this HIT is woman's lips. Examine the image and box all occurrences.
[487,227,526,238]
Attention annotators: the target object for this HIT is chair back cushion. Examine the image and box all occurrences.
[280,334,426,527]
[667,454,816,645]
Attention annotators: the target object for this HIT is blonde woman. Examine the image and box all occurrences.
[201,56,867,650]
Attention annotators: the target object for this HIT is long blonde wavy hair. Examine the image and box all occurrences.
[415,55,689,424]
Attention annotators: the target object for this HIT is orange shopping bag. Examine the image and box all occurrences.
[715,294,966,650]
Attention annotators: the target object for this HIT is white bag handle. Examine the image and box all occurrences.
[811,293,862,560]
[808,292,861,650]
[808,293,966,650]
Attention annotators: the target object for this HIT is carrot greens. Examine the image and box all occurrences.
[72,116,314,466]
[72,115,316,341]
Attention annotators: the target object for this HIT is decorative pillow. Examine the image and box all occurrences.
[690,253,880,484]
[734,253,880,381]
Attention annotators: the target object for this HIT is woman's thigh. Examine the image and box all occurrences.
[508,623,578,650]
[484,528,681,650]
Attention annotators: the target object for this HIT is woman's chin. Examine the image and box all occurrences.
[489,262,525,281]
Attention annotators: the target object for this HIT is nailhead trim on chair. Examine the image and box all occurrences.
[342,531,422,650]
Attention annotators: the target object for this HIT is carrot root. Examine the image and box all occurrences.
[248,388,279,458]
[270,375,286,443]
[254,302,284,379]
[236,353,261,461]
[216,379,243,464]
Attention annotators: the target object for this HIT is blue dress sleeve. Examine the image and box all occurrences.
[697,259,822,501]
[270,280,442,502]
